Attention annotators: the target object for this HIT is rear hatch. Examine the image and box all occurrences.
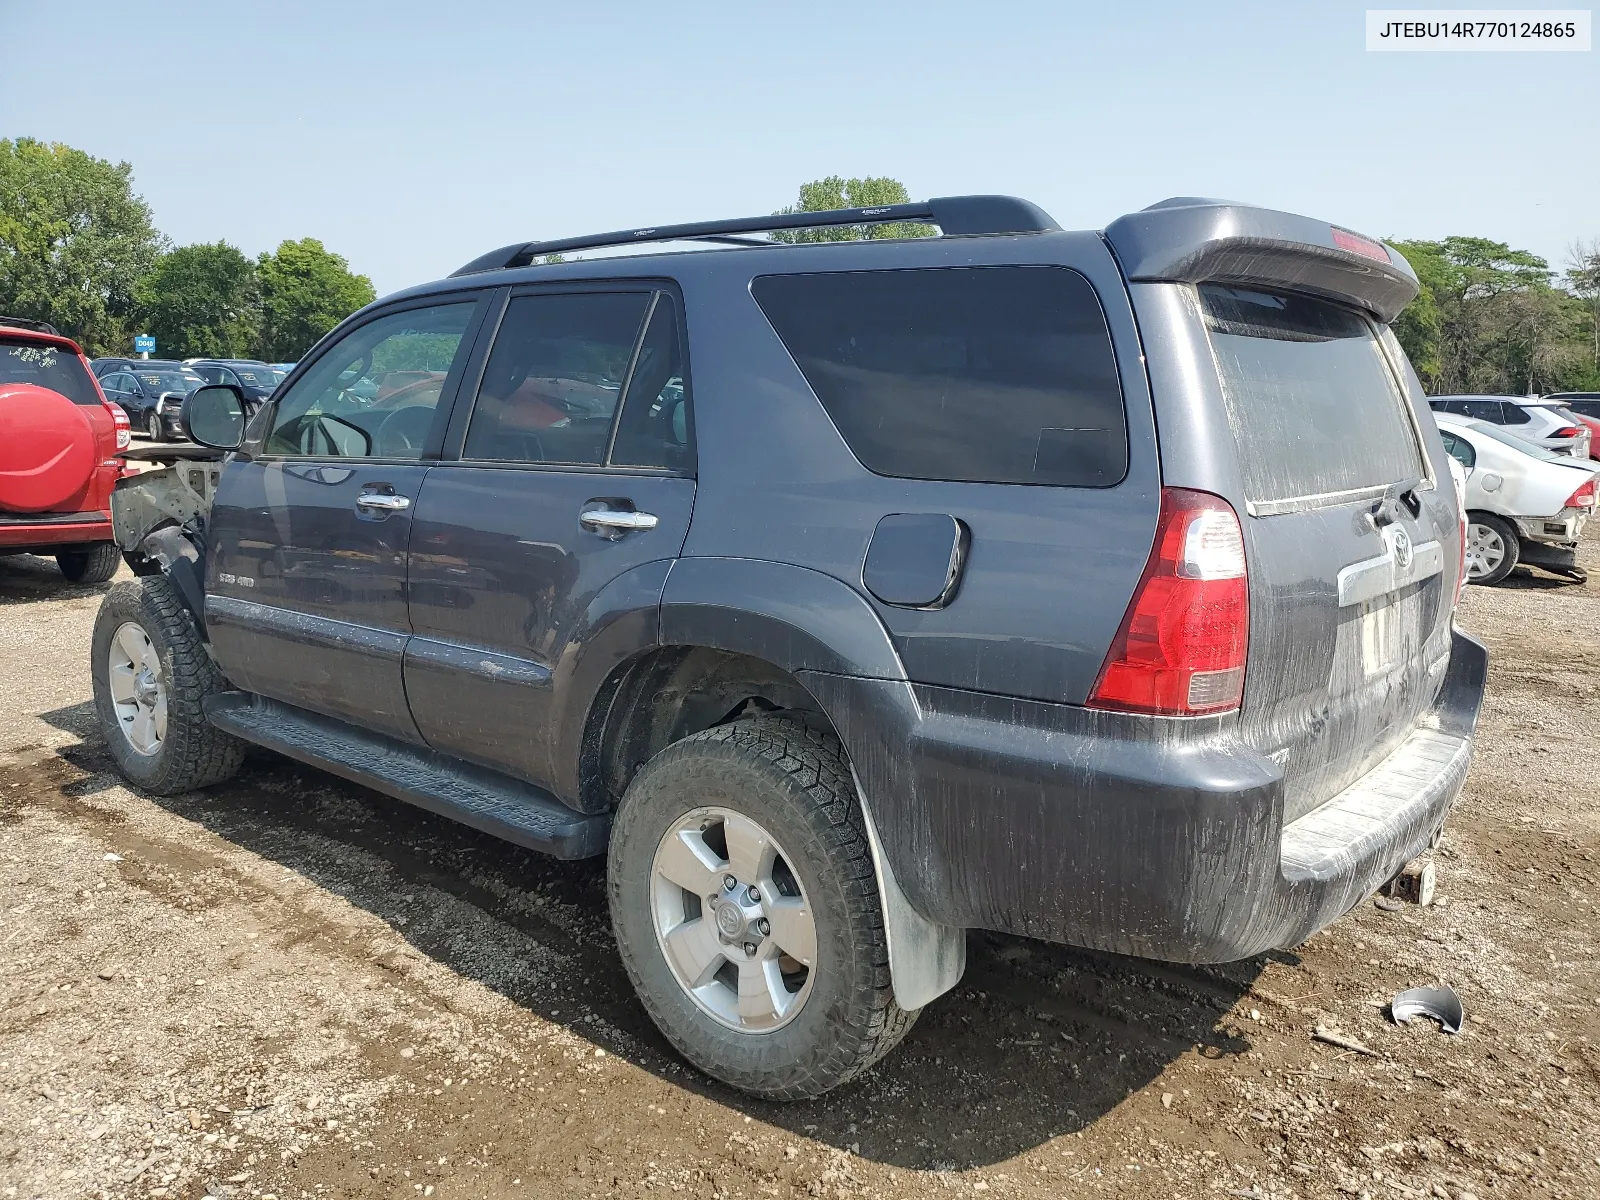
[1107,202,1460,824]
[1201,285,1455,821]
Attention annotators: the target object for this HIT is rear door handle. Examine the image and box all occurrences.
[356,493,411,512]
[580,508,658,533]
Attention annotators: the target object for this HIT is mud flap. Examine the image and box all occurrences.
[850,765,967,1010]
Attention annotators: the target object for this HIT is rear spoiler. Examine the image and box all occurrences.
[1103,198,1419,323]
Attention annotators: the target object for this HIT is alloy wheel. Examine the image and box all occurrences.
[107,621,166,756]
[649,807,817,1032]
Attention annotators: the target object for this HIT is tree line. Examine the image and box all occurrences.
[0,138,374,360]
[5,145,1598,395]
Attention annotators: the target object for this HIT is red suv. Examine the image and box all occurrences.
[0,318,131,583]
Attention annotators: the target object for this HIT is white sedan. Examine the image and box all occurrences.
[1434,411,1597,584]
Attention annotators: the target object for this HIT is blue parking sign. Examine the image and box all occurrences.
[134,334,156,354]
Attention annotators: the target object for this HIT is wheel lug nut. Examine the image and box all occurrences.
[744,942,758,956]
[723,875,737,890]
[746,886,760,903]
[756,918,770,936]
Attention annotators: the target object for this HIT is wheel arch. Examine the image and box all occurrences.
[584,634,965,1011]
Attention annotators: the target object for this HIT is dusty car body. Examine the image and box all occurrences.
[1434,410,1597,582]
[99,195,1486,1099]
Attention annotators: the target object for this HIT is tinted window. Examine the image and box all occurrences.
[267,303,474,459]
[0,339,104,406]
[1439,430,1475,468]
[1500,402,1532,425]
[464,292,650,465]
[610,294,692,471]
[1569,399,1600,419]
[753,266,1126,487]
[1201,285,1424,505]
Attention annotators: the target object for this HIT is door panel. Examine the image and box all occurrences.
[404,467,694,789]
[206,460,431,741]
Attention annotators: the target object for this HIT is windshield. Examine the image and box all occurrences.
[229,366,277,388]
[1200,284,1426,511]
[137,371,201,392]
[0,339,103,406]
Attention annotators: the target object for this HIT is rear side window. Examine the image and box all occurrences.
[1200,285,1424,509]
[0,340,103,406]
[1439,430,1475,469]
[752,266,1127,487]
[465,292,651,466]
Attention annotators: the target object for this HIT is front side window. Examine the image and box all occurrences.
[1201,284,1425,507]
[0,339,104,406]
[753,266,1127,487]
[464,292,651,465]
[266,302,475,459]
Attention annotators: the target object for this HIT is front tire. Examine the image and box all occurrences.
[1464,513,1519,585]
[608,716,917,1100]
[57,543,122,584]
[91,576,245,794]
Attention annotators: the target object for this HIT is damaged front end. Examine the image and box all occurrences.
[111,446,227,630]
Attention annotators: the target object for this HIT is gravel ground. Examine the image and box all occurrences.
[1,535,1598,1200]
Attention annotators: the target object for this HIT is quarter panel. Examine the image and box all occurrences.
[680,232,1160,704]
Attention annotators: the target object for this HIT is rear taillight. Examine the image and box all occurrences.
[1564,477,1597,510]
[1555,426,1581,437]
[1332,227,1389,263]
[107,403,130,451]
[1088,488,1249,716]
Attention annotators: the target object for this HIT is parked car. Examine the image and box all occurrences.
[1546,392,1600,419]
[1542,393,1600,458]
[268,362,297,381]
[97,195,1485,1099]
[0,316,130,583]
[1434,411,1597,583]
[100,364,204,441]
[185,359,280,408]
[1427,395,1591,457]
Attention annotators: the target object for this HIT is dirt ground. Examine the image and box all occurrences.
[2,535,1598,1200]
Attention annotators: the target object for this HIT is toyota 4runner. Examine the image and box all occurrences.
[92,196,1487,1099]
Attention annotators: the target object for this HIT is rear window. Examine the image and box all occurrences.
[752,266,1127,487]
[1200,285,1425,510]
[0,339,102,406]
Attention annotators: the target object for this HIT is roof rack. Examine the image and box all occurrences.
[450,194,1059,277]
[0,315,60,335]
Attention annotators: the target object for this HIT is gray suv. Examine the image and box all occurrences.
[93,195,1486,1099]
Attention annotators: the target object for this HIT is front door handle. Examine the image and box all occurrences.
[580,508,658,533]
[356,493,411,512]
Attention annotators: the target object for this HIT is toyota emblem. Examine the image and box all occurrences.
[1390,526,1414,571]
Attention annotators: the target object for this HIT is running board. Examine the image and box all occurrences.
[204,692,609,859]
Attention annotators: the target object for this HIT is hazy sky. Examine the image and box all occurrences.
[4,0,1595,297]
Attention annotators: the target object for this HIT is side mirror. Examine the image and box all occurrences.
[182,384,246,449]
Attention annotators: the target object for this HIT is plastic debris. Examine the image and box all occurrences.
[1390,985,1464,1034]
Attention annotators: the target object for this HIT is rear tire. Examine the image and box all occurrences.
[57,543,122,584]
[1464,513,1519,585]
[91,576,245,795]
[608,716,917,1100]
[145,411,164,442]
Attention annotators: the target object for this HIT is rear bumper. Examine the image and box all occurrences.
[802,628,1488,963]
[0,513,114,550]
